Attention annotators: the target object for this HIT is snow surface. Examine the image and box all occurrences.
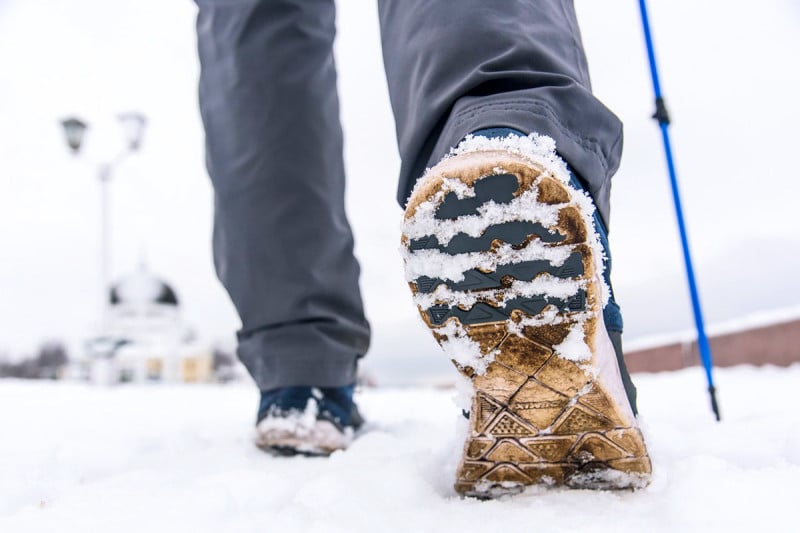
[1,365,798,532]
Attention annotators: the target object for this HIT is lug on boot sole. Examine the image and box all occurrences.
[402,150,652,498]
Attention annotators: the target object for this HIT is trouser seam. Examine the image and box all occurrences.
[557,0,590,87]
[450,99,610,176]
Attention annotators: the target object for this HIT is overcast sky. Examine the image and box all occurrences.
[1,0,798,381]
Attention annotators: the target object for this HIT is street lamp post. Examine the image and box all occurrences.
[60,113,147,334]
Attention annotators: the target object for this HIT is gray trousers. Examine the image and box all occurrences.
[195,0,623,391]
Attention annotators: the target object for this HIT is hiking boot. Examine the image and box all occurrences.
[255,385,363,456]
[401,131,651,497]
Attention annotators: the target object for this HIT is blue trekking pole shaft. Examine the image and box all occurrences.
[637,0,721,421]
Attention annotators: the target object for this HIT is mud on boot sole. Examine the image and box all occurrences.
[402,148,651,497]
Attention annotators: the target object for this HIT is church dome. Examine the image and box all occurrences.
[110,266,179,306]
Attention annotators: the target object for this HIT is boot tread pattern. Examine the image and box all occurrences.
[403,152,651,497]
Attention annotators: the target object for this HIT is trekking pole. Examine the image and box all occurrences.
[637,0,721,421]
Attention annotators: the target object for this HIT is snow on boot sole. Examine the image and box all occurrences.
[402,142,651,497]
[255,419,352,457]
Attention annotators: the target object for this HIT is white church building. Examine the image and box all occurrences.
[78,266,214,384]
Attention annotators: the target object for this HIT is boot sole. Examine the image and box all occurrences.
[402,148,651,497]
[255,419,352,457]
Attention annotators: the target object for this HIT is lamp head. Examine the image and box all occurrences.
[60,117,88,153]
[118,112,147,151]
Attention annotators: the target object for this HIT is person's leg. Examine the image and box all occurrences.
[382,0,650,495]
[196,0,370,394]
[378,0,620,228]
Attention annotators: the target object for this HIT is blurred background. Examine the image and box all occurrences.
[1,0,798,386]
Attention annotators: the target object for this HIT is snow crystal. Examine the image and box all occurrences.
[403,187,561,245]
[435,320,496,375]
[413,275,584,311]
[402,241,573,283]
[255,398,354,455]
[552,322,592,362]
[452,374,474,412]
[450,132,564,175]
[568,468,651,490]
[506,307,595,337]
[471,480,526,498]
[440,177,475,200]
[256,398,319,434]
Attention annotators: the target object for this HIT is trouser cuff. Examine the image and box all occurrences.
[421,94,622,227]
[237,321,366,391]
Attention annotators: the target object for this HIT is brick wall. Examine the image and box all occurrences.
[624,319,800,373]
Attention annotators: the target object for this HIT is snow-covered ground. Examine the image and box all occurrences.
[1,365,797,532]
